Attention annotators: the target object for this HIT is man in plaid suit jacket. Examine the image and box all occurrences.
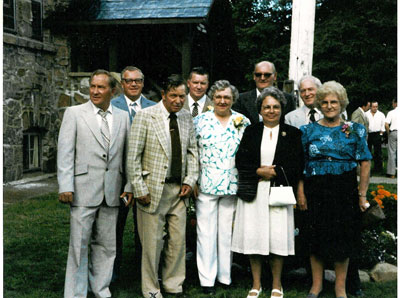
[127,75,199,298]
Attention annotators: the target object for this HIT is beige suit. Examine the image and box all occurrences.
[351,107,369,132]
[127,102,199,297]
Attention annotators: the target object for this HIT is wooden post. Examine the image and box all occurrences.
[289,0,316,106]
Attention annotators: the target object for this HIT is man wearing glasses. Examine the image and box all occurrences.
[233,60,295,124]
[111,66,156,281]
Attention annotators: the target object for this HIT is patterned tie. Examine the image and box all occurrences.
[98,110,110,155]
[309,109,316,123]
[169,113,182,180]
[130,102,138,115]
[192,102,199,117]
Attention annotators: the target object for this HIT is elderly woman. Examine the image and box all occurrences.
[297,81,372,298]
[193,80,250,294]
[232,87,304,298]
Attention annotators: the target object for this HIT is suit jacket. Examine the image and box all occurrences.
[111,94,156,123]
[284,106,322,129]
[235,122,304,201]
[183,96,212,115]
[233,88,296,124]
[351,107,369,132]
[57,101,132,207]
[127,102,199,214]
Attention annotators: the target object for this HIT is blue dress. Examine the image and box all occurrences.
[300,121,372,261]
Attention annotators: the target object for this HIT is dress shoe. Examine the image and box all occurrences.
[202,286,216,295]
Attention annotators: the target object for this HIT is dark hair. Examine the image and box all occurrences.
[90,69,116,89]
[162,74,186,93]
[359,98,370,108]
[120,66,144,80]
[256,86,285,113]
[188,66,209,80]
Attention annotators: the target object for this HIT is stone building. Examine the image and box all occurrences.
[3,0,239,183]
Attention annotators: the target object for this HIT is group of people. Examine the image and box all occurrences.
[57,59,393,298]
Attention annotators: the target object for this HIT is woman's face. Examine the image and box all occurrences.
[213,88,233,117]
[260,96,281,127]
[320,93,341,120]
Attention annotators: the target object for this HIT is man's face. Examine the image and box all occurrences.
[253,62,277,91]
[162,84,186,113]
[187,73,209,101]
[90,74,114,111]
[370,102,378,113]
[299,79,318,108]
[121,70,144,101]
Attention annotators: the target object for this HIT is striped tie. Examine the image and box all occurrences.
[192,102,199,117]
[98,110,110,155]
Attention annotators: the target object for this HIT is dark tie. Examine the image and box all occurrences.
[309,109,316,123]
[192,102,199,117]
[169,113,182,180]
[98,110,110,155]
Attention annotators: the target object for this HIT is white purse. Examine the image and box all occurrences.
[269,166,296,206]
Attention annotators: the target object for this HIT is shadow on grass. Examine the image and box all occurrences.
[4,193,397,297]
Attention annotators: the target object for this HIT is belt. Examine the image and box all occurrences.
[165,177,181,184]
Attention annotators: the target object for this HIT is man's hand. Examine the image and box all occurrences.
[256,165,277,181]
[137,194,151,206]
[179,184,192,198]
[59,192,73,204]
[120,192,134,207]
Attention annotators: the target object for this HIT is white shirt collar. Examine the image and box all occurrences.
[90,100,113,115]
[125,95,142,109]
[188,94,206,109]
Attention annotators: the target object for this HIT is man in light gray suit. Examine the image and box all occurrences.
[58,69,133,298]
[183,66,212,117]
[351,99,370,132]
[285,75,322,128]
[128,75,199,298]
[111,66,155,280]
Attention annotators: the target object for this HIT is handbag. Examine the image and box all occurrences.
[269,166,296,206]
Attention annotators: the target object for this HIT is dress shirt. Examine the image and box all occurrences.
[125,95,142,114]
[304,106,322,124]
[385,107,398,131]
[188,94,207,115]
[90,100,113,134]
[366,110,386,132]
[160,103,183,177]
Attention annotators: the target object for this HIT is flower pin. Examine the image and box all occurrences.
[233,116,245,130]
[281,131,286,137]
[207,105,214,111]
[341,121,353,138]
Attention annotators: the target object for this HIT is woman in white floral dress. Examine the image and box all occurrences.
[193,80,250,294]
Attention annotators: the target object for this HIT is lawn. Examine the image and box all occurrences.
[4,187,397,298]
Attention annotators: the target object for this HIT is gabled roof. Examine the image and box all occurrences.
[88,0,214,24]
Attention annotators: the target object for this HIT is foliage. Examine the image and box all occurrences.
[359,184,397,269]
[230,0,396,110]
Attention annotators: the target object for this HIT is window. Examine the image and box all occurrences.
[31,0,43,40]
[3,0,16,33]
[23,131,41,171]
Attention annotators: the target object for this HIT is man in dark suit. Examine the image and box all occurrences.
[183,66,212,117]
[233,60,296,124]
[111,66,156,281]
[58,69,133,297]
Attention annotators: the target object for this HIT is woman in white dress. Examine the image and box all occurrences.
[231,87,304,298]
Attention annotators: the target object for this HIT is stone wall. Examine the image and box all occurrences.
[3,0,71,182]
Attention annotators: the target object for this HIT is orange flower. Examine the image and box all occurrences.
[375,194,385,200]
[374,197,384,208]
[377,189,391,197]
[377,185,384,189]
[371,191,376,196]
[392,194,397,200]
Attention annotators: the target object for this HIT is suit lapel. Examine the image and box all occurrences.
[273,124,288,164]
[248,89,260,123]
[81,102,105,149]
[202,97,212,113]
[152,105,169,156]
[110,108,122,150]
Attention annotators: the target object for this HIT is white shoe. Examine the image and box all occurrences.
[247,287,262,298]
[271,287,283,298]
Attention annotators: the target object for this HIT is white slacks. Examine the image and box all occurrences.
[64,205,118,298]
[196,192,237,286]
[387,130,397,175]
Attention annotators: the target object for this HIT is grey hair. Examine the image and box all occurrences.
[121,66,144,80]
[298,75,322,89]
[208,80,239,103]
[315,81,349,112]
[256,87,286,112]
[253,61,276,74]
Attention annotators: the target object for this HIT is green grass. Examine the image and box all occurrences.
[4,188,397,298]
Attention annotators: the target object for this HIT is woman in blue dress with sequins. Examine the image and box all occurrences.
[297,81,372,298]
[193,80,250,295]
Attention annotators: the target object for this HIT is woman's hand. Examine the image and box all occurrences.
[296,180,307,211]
[359,196,369,212]
[256,165,276,181]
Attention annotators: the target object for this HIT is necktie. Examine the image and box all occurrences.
[131,102,138,115]
[169,113,182,180]
[98,110,110,155]
[192,102,199,117]
[309,109,316,123]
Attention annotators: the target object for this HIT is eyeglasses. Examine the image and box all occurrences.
[254,72,274,78]
[122,78,143,84]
